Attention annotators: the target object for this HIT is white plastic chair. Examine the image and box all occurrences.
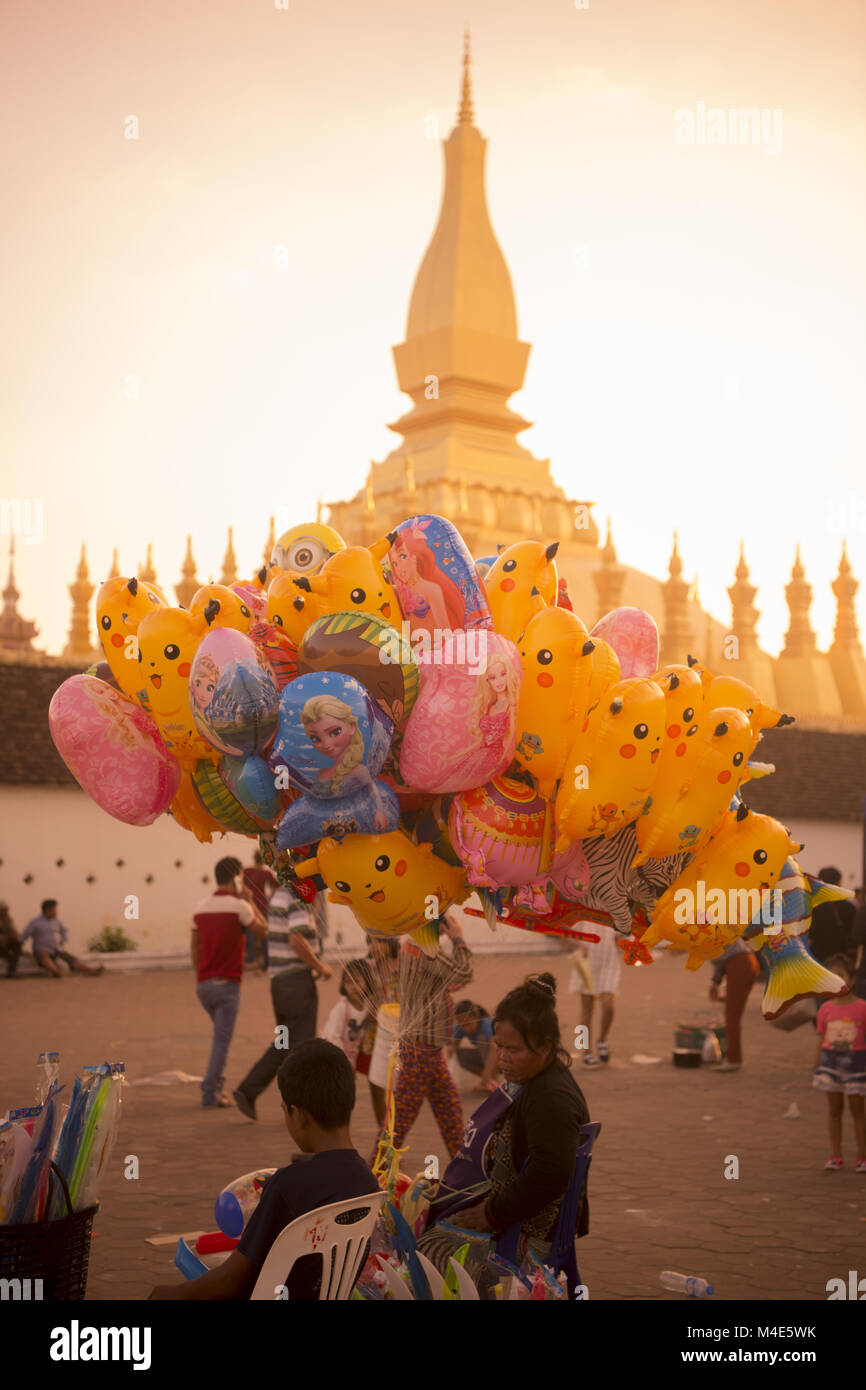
[249,1190,387,1301]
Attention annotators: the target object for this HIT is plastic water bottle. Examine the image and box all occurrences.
[660,1270,714,1297]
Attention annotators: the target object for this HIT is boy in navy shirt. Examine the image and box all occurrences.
[150,1041,379,1300]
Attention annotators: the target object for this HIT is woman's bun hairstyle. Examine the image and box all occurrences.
[493,972,569,1069]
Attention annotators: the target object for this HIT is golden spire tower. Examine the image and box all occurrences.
[62,544,99,666]
[593,518,626,621]
[139,543,157,584]
[659,532,693,665]
[828,542,866,716]
[220,528,238,586]
[175,535,199,609]
[723,542,777,702]
[107,548,120,580]
[0,538,40,662]
[775,547,842,720]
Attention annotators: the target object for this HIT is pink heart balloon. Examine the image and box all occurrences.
[591,607,659,679]
[49,674,181,825]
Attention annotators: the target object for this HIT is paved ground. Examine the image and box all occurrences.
[2,946,861,1301]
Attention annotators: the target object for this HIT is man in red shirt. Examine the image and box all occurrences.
[242,851,278,970]
[192,857,267,1109]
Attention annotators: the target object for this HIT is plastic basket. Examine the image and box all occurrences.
[0,1162,98,1300]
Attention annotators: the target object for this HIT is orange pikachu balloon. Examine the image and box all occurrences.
[555,677,665,846]
[191,584,255,634]
[293,544,400,630]
[513,607,593,798]
[134,602,222,768]
[485,541,559,643]
[632,707,755,865]
[267,571,315,647]
[293,831,467,950]
[644,664,706,797]
[640,803,802,969]
[705,674,795,734]
[96,576,167,703]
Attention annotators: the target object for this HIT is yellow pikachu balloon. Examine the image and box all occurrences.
[642,664,706,804]
[632,707,755,865]
[190,584,255,634]
[96,576,167,702]
[134,602,222,768]
[555,677,665,846]
[705,674,794,735]
[293,831,467,951]
[485,541,559,643]
[513,607,593,798]
[267,571,314,647]
[640,803,802,969]
[294,544,400,629]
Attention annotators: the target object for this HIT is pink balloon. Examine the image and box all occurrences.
[398,632,521,793]
[49,675,181,825]
[591,607,659,679]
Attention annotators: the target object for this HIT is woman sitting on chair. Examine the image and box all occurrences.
[419,973,590,1288]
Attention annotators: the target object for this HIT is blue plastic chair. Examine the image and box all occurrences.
[495,1120,601,1300]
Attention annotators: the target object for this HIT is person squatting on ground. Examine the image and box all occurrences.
[192,859,268,1109]
[813,963,866,1172]
[233,880,332,1121]
[374,911,472,1162]
[449,1000,501,1092]
[149,1041,379,1300]
[21,899,104,977]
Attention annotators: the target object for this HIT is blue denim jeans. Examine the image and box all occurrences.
[196,978,240,1106]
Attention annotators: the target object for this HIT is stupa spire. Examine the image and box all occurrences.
[0,537,39,661]
[107,548,120,580]
[593,518,625,621]
[220,528,238,586]
[781,545,816,658]
[727,540,760,656]
[175,535,199,609]
[828,541,866,717]
[262,516,276,569]
[139,543,157,584]
[62,544,98,665]
[660,531,693,665]
[458,27,475,127]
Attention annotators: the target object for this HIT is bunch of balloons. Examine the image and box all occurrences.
[48,515,848,1015]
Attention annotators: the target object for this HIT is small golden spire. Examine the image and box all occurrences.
[107,548,120,580]
[0,536,39,660]
[727,540,761,656]
[782,545,817,658]
[220,528,238,586]
[458,27,475,127]
[63,544,98,665]
[139,543,157,584]
[660,531,692,664]
[831,541,861,653]
[593,517,625,620]
[175,535,199,609]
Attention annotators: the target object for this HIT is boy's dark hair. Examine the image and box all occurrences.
[277,1040,356,1129]
[455,999,489,1019]
[818,866,842,885]
[341,959,373,998]
[41,899,58,914]
[215,857,243,886]
[493,973,570,1070]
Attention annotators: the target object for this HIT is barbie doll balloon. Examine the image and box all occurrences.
[49,675,180,825]
[398,633,521,794]
[190,628,280,758]
[484,541,559,644]
[590,607,659,679]
[387,515,491,635]
[96,576,167,704]
[297,610,420,728]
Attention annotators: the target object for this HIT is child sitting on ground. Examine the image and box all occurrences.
[149,1040,380,1300]
[813,964,866,1172]
[449,1000,501,1092]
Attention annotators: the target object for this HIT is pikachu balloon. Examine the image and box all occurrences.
[96,577,167,703]
[190,584,255,635]
[643,664,706,799]
[639,802,802,969]
[134,601,222,768]
[704,673,795,735]
[293,831,467,954]
[267,571,315,648]
[513,606,594,798]
[293,542,400,629]
[485,541,559,643]
[555,677,665,846]
[632,707,756,865]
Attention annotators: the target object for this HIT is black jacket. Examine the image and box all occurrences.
[487,1062,590,1236]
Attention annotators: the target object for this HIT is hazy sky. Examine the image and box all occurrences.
[3,0,865,657]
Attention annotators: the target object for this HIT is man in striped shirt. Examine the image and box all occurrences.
[233,883,332,1121]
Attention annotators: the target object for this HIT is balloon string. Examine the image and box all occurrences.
[372,1045,408,1198]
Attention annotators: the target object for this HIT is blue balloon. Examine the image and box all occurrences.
[273,671,393,797]
[276,780,400,850]
[220,754,281,822]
